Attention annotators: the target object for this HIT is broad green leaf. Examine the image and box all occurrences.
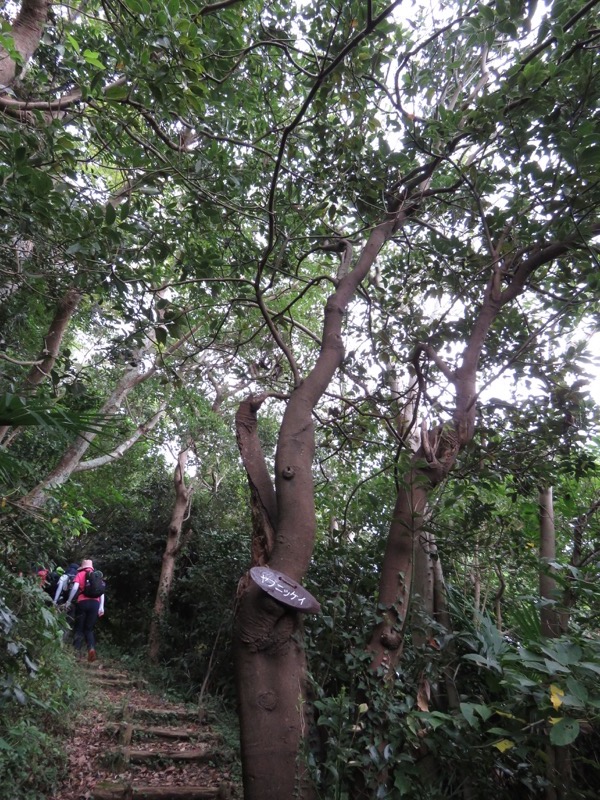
[549,718,580,747]
[105,203,117,226]
[83,50,105,67]
[65,32,80,53]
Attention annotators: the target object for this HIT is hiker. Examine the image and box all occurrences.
[36,567,48,586]
[52,564,78,604]
[38,566,62,604]
[65,559,105,663]
[53,563,79,638]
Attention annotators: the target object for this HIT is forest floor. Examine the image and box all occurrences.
[49,658,241,800]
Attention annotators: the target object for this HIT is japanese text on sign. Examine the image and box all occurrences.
[249,566,321,613]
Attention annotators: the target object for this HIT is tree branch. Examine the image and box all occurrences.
[73,406,166,472]
[235,395,278,561]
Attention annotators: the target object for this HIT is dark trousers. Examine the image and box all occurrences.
[73,599,99,651]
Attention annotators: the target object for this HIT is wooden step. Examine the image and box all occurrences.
[90,678,138,689]
[91,781,233,799]
[104,745,218,765]
[126,745,216,763]
[131,707,205,723]
[85,667,130,678]
[106,723,217,742]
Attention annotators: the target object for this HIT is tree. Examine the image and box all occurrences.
[148,445,195,663]
[233,0,600,794]
[234,213,409,799]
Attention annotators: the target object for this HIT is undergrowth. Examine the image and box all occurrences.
[0,566,87,800]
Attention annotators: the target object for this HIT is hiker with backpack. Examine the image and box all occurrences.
[53,563,79,639]
[65,559,106,663]
[52,563,79,605]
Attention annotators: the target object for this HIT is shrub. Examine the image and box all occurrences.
[0,565,85,799]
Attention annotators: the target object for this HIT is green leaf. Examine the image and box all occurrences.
[460,702,479,727]
[105,203,117,226]
[566,676,589,704]
[579,662,600,676]
[83,49,106,70]
[580,145,600,168]
[126,0,151,12]
[544,659,571,674]
[155,326,168,346]
[105,84,129,100]
[549,717,580,746]
[65,32,80,53]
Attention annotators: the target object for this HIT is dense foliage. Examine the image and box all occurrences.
[0,565,86,799]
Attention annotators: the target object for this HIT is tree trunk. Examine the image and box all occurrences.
[368,459,439,677]
[234,216,404,800]
[0,288,82,444]
[17,341,156,510]
[360,232,582,800]
[539,487,572,800]
[0,0,51,90]
[367,235,576,676]
[539,486,560,638]
[148,448,194,663]
[412,529,435,648]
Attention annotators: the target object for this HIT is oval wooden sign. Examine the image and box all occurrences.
[250,566,321,614]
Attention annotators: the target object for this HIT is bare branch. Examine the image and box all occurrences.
[73,406,167,472]
[0,353,44,366]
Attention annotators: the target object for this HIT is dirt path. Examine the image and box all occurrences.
[50,660,240,800]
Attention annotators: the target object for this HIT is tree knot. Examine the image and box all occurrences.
[380,630,402,651]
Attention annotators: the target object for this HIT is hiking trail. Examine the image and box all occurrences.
[50,660,239,800]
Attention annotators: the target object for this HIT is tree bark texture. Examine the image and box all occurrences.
[148,448,194,663]
[369,468,428,674]
[0,0,51,90]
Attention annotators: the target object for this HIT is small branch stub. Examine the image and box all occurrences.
[281,466,295,479]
